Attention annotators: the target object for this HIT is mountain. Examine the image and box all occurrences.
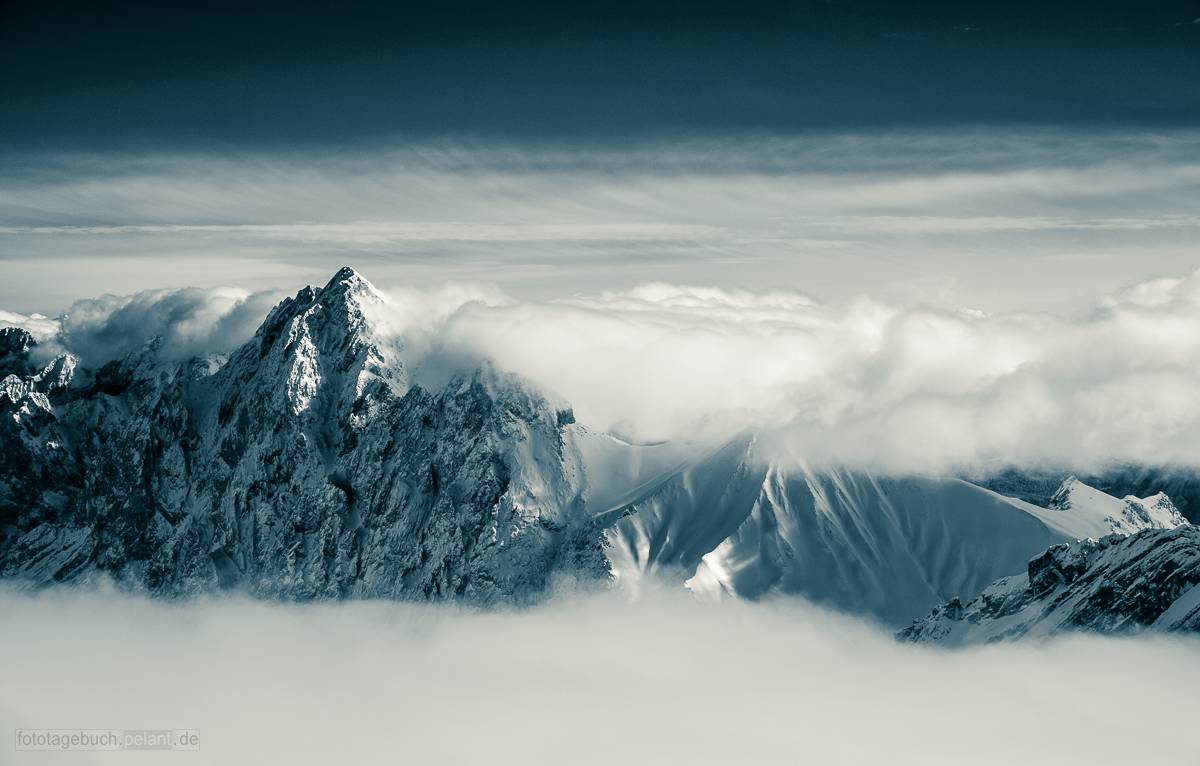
[0,268,604,601]
[608,451,1185,624]
[1043,476,1186,536]
[0,267,1192,625]
[978,465,1200,524]
[899,524,1200,645]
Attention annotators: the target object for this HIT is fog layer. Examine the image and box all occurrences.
[1,588,1197,766]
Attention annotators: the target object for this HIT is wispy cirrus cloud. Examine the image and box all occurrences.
[2,129,1198,314]
[0,222,724,243]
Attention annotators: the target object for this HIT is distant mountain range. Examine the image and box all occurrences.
[2,268,1194,636]
[900,525,1200,645]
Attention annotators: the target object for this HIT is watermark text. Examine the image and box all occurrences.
[15,729,200,751]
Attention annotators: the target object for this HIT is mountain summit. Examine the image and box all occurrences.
[1047,476,1185,535]
[1,268,598,600]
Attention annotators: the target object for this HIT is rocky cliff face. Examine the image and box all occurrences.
[0,268,604,602]
[899,524,1200,644]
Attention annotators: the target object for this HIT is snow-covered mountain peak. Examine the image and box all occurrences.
[0,327,52,382]
[32,353,77,392]
[261,267,385,338]
[316,266,389,323]
[246,268,406,416]
[1048,474,1082,510]
[323,265,379,296]
[0,329,75,452]
[0,326,76,407]
[0,327,36,359]
[1039,474,1186,537]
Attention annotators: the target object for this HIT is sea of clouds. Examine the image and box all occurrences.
[1,586,1197,766]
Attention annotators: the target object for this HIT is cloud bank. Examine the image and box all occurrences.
[406,269,1200,472]
[59,287,283,363]
[11,268,1200,473]
[1,587,1197,766]
[0,309,60,342]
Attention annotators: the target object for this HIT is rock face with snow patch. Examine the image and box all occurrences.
[898,524,1200,645]
[0,268,604,601]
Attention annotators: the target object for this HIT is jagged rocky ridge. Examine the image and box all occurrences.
[1,269,604,601]
[899,524,1200,644]
[0,268,1192,626]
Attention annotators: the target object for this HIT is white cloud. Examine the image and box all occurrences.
[10,268,1200,472]
[1,587,1197,766]
[394,268,1200,471]
[0,309,60,342]
[59,287,283,363]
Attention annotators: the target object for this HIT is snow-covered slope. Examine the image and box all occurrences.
[977,465,1200,524]
[899,524,1200,645]
[563,426,699,516]
[1030,475,1187,538]
[606,442,1184,624]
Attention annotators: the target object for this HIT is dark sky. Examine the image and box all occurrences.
[2,0,1198,150]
